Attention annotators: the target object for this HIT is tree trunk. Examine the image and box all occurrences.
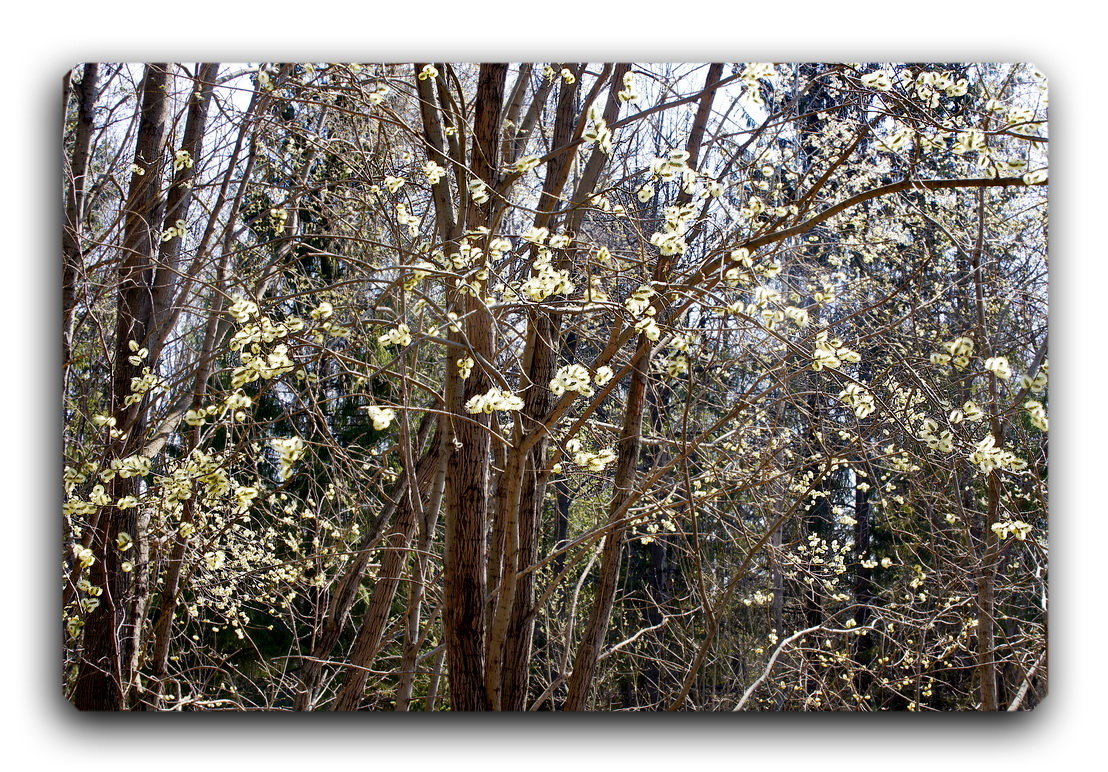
[72,63,170,711]
[563,337,649,710]
[441,63,507,711]
[62,63,99,382]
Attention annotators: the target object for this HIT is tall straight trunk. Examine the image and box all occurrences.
[441,62,507,711]
[72,63,170,711]
[124,63,219,709]
[498,418,549,710]
[62,63,99,380]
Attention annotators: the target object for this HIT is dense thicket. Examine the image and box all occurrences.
[62,62,1047,710]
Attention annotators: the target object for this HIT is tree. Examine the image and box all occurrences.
[63,61,1047,711]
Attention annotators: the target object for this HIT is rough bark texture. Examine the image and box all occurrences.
[72,63,170,711]
[331,502,420,710]
[62,63,99,378]
[441,63,508,711]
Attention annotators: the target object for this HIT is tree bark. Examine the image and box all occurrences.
[563,337,649,710]
[440,63,507,711]
[72,63,170,711]
[62,63,99,382]
[485,64,581,711]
